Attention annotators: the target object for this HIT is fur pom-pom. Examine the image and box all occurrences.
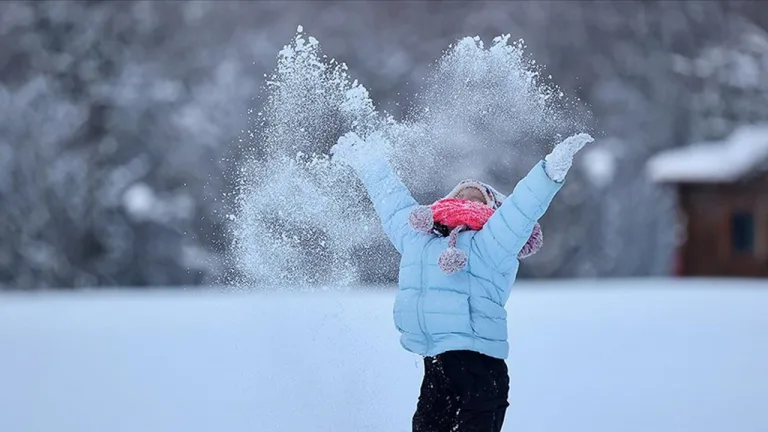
[518,222,543,259]
[408,205,434,234]
[438,247,468,274]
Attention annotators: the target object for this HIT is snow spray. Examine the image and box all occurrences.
[225,27,588,290]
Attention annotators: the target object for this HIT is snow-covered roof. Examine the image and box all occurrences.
[647,123,768,183]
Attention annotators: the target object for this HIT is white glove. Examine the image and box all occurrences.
[330,131,388,172]
[544,132,594,182]
[331,132,366,171]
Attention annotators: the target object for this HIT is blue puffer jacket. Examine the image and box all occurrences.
[358,157,564,360]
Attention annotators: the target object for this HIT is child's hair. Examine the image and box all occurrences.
[432,222,451,237]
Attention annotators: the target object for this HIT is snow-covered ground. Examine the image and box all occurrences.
[1,278,767,432]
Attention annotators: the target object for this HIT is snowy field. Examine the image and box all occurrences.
[1,278,767,432]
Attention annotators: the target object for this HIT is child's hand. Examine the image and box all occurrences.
[331,131,388,172]
[544,132,594,182]
[330,132,366,169]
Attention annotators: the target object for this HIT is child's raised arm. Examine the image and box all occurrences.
[471,133,594,274]
[331,132,420,254]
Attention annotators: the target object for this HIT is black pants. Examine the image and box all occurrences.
[412,350,510,432]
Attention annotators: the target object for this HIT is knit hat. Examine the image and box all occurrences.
[408,179,543,274]
[444,179,506,210]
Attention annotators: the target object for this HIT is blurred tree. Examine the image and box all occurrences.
[0,0,765,288]
[0,1,259,288]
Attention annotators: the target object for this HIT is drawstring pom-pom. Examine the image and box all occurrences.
[438,225,467,274]
[409,205,434,234]
[438,247,468,274]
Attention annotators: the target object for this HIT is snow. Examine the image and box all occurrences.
[1,279,767,432]
[672,19,768,90]
[232,29,585,288]
[647,123,768,183]
[122,182,195,224]
[123,182,155,219]
[581,144,616,188]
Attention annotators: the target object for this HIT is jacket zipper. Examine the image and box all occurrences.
[417,241,433,354]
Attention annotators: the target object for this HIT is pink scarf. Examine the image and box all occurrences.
[409,197,543,275]
[430,198,495,231]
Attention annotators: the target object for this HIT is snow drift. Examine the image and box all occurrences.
[1,279,766,432]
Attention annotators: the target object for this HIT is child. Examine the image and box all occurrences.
[331,131,593,432]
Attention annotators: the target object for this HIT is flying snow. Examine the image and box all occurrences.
[226,28,589,289]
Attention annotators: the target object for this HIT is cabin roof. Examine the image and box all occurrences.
[647,123,768,184]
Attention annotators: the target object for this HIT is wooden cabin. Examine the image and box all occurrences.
[647,124,768,277]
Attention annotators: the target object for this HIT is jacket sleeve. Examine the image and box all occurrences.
[356,156,420,254]
[471,160,564,273]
